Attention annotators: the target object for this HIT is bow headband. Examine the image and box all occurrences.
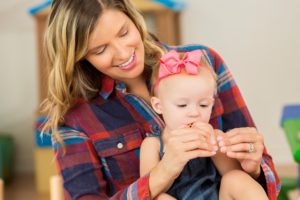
[152,50,203,93]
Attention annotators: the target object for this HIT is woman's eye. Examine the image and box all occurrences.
[95,47,106,55]
[120,30,128,37]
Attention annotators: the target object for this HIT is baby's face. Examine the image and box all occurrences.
[153,69,216,131]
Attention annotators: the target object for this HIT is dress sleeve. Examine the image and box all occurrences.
[52,127,151,200]
[206,47,281,200]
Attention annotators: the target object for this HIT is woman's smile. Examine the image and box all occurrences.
[117,51,136,70]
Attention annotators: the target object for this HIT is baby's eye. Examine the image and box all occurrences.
[177,104,187,108]
[200,104,209,108]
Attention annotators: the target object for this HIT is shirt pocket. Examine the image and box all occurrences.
[94,127,143,185]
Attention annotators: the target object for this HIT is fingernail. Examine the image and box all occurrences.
[210,139,216,145]
[219,141,224,146]
[213,146,218,151]
[220,146,226,152]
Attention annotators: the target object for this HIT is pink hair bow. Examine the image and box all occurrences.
[153,50,203,93]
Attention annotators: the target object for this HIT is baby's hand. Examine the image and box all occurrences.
[191,121,218,149]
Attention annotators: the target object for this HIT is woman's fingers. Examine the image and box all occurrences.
[226,128,261,143]
[219,142,263,154]
[218,128,263,148]
[225,151,261,161]
[216,127,264,177]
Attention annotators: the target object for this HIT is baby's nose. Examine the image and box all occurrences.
[188,107,201,117]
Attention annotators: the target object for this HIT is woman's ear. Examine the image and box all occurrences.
[150,96,162,114]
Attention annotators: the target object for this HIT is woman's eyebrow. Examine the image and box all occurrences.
[88,22,128,53]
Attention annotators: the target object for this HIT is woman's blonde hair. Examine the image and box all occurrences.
[41,0,165,140]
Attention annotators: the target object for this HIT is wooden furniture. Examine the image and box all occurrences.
[32,0,181,104]
[34,148,58,193]
[33,8,50,104]
[0,178,3,200]
[132,0,181,45]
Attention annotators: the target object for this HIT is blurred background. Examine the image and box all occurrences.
[0,0,299,199]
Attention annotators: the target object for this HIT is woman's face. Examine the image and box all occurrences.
[85,9,145,84]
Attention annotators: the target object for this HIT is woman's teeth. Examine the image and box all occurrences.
[118,53,134,68]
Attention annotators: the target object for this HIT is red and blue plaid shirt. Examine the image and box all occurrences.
[52,44,280,200]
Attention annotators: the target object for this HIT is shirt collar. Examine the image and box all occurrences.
[99,74,152,100]
[99,75,128,99]
[99,75,115,99]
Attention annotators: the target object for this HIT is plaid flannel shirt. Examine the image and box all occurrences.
[52,44,280,200]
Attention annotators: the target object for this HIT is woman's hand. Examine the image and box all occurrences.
[217,127,264,179]
[149,125,217,198]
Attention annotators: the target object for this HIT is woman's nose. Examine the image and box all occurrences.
[113,42,129,61]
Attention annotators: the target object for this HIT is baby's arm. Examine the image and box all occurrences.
[140,136,161,176]
[140,137,176,199]
[154,193,176,200]
[211,129,242,176]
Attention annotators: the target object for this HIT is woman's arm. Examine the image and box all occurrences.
[206,47,280,199]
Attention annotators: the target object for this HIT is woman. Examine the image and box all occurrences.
[42,0,280,199]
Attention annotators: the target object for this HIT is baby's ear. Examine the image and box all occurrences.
[150,96,162,114]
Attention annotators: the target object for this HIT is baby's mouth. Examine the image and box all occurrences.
[185,122,194,128]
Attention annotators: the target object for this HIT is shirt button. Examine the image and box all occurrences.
[117,142,124,149]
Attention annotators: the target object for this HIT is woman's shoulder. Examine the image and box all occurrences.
[63,97,103,132]
[52,126,90,150]
[64,95,108,122]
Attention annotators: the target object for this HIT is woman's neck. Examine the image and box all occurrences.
[125,77,151,103]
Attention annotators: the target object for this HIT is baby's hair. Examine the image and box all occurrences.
[150,51,217,96]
